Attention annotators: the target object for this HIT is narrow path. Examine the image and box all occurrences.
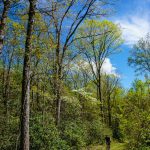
[84,142,126,150]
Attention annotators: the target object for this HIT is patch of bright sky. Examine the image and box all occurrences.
[107,0,150,89]
[37,0,149,89]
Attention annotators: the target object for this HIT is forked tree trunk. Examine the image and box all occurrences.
[0,0,10,54]
[20,0,36,150]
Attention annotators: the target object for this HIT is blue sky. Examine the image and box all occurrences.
[107,0,150,89]
[38,0,149,89]
[5,0,149,89]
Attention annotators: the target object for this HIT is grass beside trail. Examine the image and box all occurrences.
[83,141,126,150]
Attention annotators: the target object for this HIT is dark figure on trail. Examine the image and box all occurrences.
[105,135,111,150]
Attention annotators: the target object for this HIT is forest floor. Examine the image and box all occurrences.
[83,141,126,150]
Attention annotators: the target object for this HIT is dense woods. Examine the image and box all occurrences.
[0,0,149,150]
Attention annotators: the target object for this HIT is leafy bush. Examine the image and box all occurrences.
[30,114,70,150]
[86,119,112,145]
[61,121,87,150]
[0,116,19,150]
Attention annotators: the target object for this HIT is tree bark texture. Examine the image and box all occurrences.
[20,1,36,150]
[0,0,10,54]
[107,94,111,127]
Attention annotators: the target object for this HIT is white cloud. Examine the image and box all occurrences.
[82,58,118,76]
[114,0,150,46]
[101,58,118,76]
[115,16,150,45]
[79,58,118,76]
[70,58,119,77]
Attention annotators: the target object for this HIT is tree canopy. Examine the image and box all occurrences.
[0,1,149,150]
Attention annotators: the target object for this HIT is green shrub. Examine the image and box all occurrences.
[86,119,112,145]
[0,116,19,150]
[30,115,70,150]
[61,121,87,150]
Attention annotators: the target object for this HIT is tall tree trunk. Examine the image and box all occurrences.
[98,73,103,110]
[4,68,10,116]
[97,75,104,121]
[2,61,6,111]
[55,34,62,126]
[107,94,111,127]
[0,0,10,54]
[4,49,14,116]
[36,75,40,111]
[56,85,61,126]
[20,1,36,150]
[55,70,62,126]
